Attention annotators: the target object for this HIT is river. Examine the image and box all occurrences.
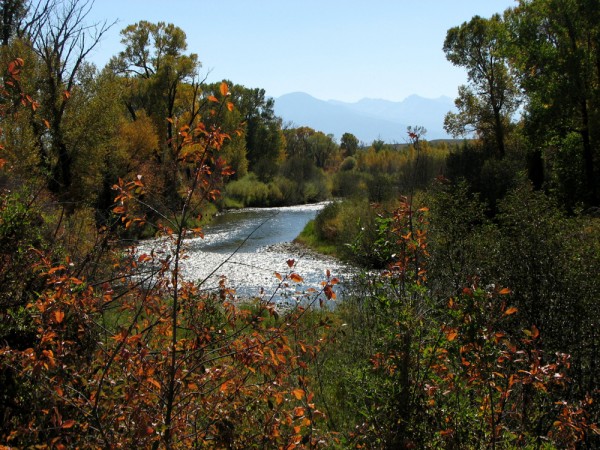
[140,203,355,307]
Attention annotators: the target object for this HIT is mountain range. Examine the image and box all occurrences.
[273,92,456,144]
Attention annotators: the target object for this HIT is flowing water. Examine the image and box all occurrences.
[140,203,355,306]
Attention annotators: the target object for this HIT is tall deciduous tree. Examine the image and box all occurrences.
[228,84,285,181]
[111,21,200,156]
[506,0,600,206]
[443,14,519,158]
[25,0,113,199]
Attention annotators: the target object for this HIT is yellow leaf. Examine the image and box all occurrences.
[220,81,229,96]
[292,389,304,400]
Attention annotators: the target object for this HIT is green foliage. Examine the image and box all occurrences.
[310,191,600,448]
[224,172,282,207]
[340,132,359,157]
[443,14,519,158]
[505,0,600,206]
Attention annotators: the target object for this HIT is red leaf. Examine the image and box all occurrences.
[287,259,295,268]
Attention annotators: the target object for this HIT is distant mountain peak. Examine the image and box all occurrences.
[274,92,455,142]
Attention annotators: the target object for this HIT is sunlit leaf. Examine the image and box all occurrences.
[290,273,303,283]
[292,389,304,400]
[54,310,64,324]
[444,327,458,342]
[220,81,229,96]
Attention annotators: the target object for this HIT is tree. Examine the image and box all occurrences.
[505,0,600,206]
[340,132,359,157]
[0,0,27,45]
[112,21,200,145]
[228,84,285,181]
[24,0,113,199]
[443,14,519,158]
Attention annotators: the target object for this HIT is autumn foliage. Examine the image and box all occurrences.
[2,0,600,446]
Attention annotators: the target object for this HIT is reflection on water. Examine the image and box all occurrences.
[139,203,355,305]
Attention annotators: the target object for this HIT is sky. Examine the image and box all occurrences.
[85,0,517,103]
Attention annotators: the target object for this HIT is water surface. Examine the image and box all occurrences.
[141,203,354,306]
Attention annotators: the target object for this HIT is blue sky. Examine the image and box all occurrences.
[86,0,517,102]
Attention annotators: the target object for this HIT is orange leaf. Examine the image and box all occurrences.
[226,101,234,112]
[445,328,458,342]
[61,419,75,429]
[292,389,304,400]
[324,285,336,300]
[274,272,282,281]
[147,378,161,389]
[208,95,219,103]
[54,310,65,324]
[504,307,518,316]
[220,81,229,96]
[290,273,303,283]
[498,287,512,295]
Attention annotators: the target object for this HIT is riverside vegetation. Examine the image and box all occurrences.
[1,0,599,448]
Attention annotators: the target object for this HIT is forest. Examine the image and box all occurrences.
[0,0,599,448]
